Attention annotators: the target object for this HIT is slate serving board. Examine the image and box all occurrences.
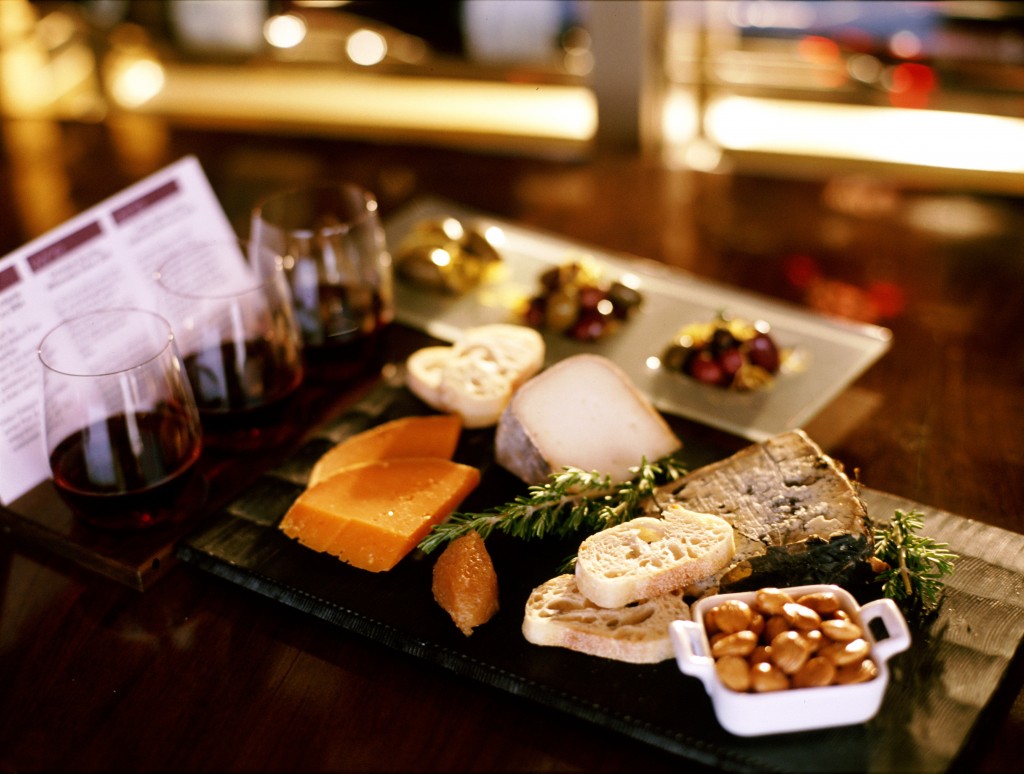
[177,378,1024,773]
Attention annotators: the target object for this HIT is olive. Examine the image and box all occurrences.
[608,282,642,317]
[711,326,739,355]
[544,290,578,332]
[662,343,693,372]
[524,296,546,328]
[461,227,501,264]
[539,266,562,292]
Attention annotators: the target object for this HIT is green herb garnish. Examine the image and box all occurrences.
[873,508,958,611]
[417,454,686,554]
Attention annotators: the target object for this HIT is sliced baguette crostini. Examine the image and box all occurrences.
[522,574,690,664]
[574,504,736,609]
[406,324,545,428]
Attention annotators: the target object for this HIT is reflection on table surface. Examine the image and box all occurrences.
[1,108,1023,772]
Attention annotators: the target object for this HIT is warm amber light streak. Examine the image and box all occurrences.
[703,96,1024,174]
[121,62,597,143]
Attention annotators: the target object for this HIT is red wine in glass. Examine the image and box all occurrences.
[182,337,303,445]
[249,182,394,363]
[50,408,202,531]
[39,308,205,532]
[155,241,306,451]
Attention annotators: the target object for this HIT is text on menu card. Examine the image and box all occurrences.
[0,156,238,505]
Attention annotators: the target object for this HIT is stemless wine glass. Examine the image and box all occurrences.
[38,308,204,531]
[154,240,305,451]
[250,182,394,363]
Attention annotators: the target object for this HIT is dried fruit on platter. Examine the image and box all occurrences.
[661,312,804,391]
[522,257,643,342]
[432,531,499,636]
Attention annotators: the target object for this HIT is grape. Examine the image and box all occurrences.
[746,333,780,373]
[687,351,725,386]
[577,285,607,312]
[569,311,608,341]
[717,347,744,381]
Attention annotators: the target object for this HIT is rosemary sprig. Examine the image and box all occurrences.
[873,508,958,611]
[417,454,687,554]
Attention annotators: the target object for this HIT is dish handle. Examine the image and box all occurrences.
[858,597,912,662]
[670,620,716,683]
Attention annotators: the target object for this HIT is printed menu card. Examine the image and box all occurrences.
[0,156,237,505]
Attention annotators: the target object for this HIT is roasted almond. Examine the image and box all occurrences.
[713,599,754,634]
[796,591,841,615]
[750,662,789,692]
[782,602,822,631]
[711,629,758,658]
[792,656,837,688]
[769,630,811,675]
[821,618,863,642]
[754,587,793,616]
[834,658,879,685]
[716,655,752,692]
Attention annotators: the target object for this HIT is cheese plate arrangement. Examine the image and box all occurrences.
[178,362,1024,773]
[387,197,892,441]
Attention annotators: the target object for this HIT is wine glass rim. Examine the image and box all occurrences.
[38,307,175,377]
[251,181,378,237]
[154,242,280,301]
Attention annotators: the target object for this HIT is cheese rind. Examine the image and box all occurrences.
[308,414,462,487]
[280,458,481,572]
[495,354,681,484]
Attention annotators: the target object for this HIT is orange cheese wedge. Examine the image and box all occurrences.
[309,414,463,487]
[280,457,480,572]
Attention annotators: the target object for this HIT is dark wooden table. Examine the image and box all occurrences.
[1,120,1022,772]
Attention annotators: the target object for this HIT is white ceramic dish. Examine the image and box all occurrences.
[669,584,911,737]
[385,198,892,441]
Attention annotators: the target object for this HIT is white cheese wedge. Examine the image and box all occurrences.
[494,354,681,484]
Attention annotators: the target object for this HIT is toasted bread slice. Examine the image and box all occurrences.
[522,574,690,664]
[574,504,736,609]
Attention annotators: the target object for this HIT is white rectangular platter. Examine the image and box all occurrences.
[386,197,892,441]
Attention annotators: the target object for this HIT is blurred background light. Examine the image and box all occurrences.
[108,57,165,108]
[346,28,387,66]
[704,96,1024,174]
[264,14,307,50]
